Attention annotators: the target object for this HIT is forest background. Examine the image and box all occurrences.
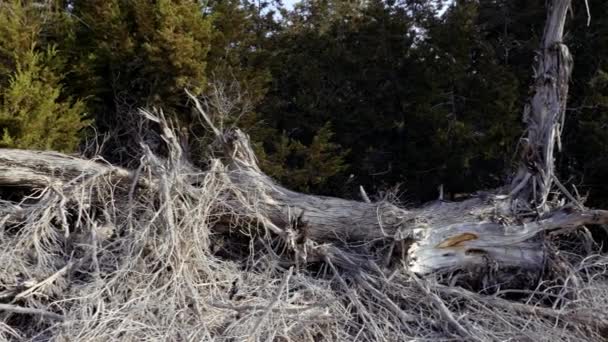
[2,0,607,206]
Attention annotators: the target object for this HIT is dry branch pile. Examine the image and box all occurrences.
[0,108,607,341]
[1,0,608,341]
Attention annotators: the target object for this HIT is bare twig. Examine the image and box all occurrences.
[0,304,64,321]
[359,186,371,203]
[249,267,294,338]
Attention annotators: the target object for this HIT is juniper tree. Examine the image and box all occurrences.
[0,0,87,152]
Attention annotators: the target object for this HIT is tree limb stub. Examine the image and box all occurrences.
[0,149,152,193]
[0,303,64,321]
[0,149,133,188]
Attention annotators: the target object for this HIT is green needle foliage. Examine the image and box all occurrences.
[0,0,87,152]
[65,0,213,126]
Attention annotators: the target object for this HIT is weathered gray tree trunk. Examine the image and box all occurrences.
[0,0,605,290]
[510,0,573,213]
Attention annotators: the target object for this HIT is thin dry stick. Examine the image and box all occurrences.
[584,0,591,26]
[359,186,371,203]
[323,256,384,335]
[0,304,64,321]
[185,88,221,137]
[249,267,294,339]
[210,302,325,314]
[14,261,73,300]
[552,175,584,210]
[409,273,477,341]
[356,276,417,325]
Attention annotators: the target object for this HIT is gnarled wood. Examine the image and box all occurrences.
[0,0,603,292]
[3,127,608,290]
[0,149,135,188]
[510,0,573,212]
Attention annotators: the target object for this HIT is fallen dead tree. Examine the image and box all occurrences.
[1,0,608,340]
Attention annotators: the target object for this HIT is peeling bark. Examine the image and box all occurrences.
[0,0,603,292]
[0,149,137,188]
[510,0,573,212]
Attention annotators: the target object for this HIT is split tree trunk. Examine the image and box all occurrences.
[510,0,573,212]
[0,0,605,290]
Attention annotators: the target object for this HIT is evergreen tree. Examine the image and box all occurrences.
[416,0,522,198]
[200,0,350,195]
[259,122,349,193]
[258,0,522,199]
[2,0,608,207]
[205,0,275,107]
[560,0,608,207]
[0,0,87,152]
[65,0,213,131]
[259,0,422,196]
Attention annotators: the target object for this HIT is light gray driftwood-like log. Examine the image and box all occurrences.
[408,0,577,281]
[211,126,608,287]
[197,0,596,286]
[408,208,608,282]
[215,128,511,243]
[0,149,132,188]
[2,129,608,290]
[1,0,604,291]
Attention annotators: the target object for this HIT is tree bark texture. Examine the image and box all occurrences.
[0,0,604,291]
[510,0,573,213]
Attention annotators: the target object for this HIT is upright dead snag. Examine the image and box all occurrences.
[510,0,573,213]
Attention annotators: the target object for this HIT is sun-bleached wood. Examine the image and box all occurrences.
[510,0,573,212]
[1,0,605,290]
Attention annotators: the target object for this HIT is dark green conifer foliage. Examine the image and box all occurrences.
[205,0,274,107]
[417,0,522,198]
[561,0,608,207]
[192,0,273,149]
[258,0,522,200]
[66,0,213,130]
[3,0,608,207]
[259,122,349,193]
[0,0,87,152]
[200,0,349,194]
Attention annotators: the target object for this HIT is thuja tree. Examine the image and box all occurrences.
[0,0,87,152]
[258,0,524,200]
[51,0,213,163]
